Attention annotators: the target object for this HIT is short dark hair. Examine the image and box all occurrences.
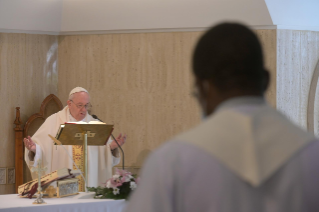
[193,23,266,93]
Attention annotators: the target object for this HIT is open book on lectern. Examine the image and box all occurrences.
[55,121,114,146]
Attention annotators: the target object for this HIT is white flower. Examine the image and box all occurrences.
[130,181,137,190]
[106,180,112,188]
[123,176,131,182]
[113,188,120,195]
[113,174,120,180]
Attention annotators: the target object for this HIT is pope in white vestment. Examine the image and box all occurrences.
[124,23,319,212]
[24,87,126,188]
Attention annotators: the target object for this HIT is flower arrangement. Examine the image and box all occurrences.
[88,169,139,200]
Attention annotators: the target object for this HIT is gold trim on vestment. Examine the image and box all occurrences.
[72,145,84,192]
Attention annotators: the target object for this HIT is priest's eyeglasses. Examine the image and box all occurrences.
[70,100,92,110]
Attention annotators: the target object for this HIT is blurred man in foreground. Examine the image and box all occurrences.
[125,23,319,212]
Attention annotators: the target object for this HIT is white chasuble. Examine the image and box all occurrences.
[25,106,120,190]
[175,99,315,186]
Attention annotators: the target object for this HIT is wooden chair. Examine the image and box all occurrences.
[14,94,63,192]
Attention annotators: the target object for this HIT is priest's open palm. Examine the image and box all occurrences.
[117,133,127,146]
[110,133,127,150]
[23,136,36,153]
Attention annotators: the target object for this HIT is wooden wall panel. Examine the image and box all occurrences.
[0,33,25,194]
[58,32,203,170]
[0,33,58,194]
[255,30,277,108]
[58,30,277,173]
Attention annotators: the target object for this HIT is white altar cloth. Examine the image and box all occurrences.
[0,193,126,212]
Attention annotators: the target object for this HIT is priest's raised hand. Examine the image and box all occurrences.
[23,136,36,153]
[110,133,127,150]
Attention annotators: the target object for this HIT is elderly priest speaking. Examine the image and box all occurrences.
[23,87,127,190]
[125,23,319,212]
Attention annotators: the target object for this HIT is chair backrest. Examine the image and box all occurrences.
[14,94,63,192]
[24,94,63,137]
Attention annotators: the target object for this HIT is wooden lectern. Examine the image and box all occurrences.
[54,122,114,192]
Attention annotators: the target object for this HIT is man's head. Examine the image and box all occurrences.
[192,23,269,116]
[67,87,91,121]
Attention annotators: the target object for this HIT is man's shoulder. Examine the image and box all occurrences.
[176,104,312,142]
[142,140,225,181]
[149,140,205,163]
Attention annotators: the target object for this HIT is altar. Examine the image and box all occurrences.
[0,193,126,212]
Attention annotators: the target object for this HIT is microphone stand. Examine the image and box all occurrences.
[92,115,125,170]
[111,134,125,171]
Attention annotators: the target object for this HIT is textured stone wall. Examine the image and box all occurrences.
[276,30,319,134]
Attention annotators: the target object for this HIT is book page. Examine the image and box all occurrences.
[88,121,106,124]
[65,121,105,124]
[66,121,87,124]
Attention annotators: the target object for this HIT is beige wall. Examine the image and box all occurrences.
[57,30,277,172]
[0,33,58,194]
[255,29,277,107]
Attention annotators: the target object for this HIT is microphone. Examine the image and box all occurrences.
[92,115,125,170]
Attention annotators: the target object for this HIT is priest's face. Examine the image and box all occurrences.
[67,92,90,121]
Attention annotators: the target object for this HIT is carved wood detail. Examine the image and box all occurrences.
[14,107,23,192]
[14,107,22,131]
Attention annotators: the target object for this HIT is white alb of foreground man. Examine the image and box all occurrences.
[125,23,319,212]
[24,87,127,187]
